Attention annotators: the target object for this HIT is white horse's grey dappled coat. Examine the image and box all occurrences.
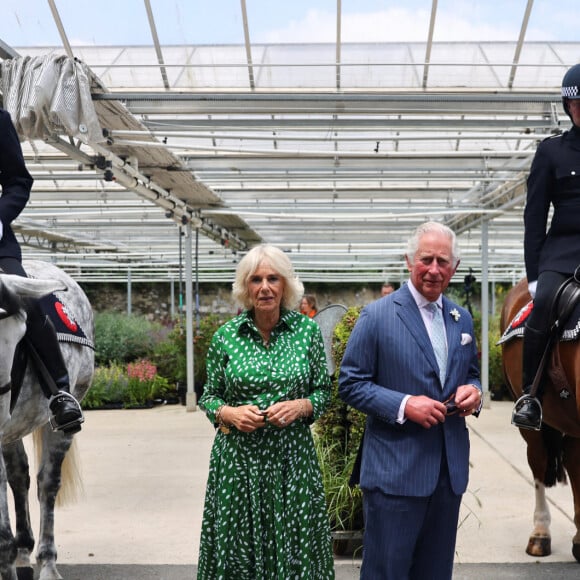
[0,261,94,580]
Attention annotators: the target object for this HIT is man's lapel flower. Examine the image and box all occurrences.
[450,308,461,322]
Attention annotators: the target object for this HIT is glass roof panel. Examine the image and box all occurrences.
[514,43,579,89]
[341,43,422,88]
[0,0,578,283]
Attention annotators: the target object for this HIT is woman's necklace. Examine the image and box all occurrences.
[258,327,271,347]
[255,317,277,347]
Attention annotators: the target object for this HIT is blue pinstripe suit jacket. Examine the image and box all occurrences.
[338,283,481,497]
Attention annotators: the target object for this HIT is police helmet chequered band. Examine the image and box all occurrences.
[562,64,580,100]
[562,85,580,99]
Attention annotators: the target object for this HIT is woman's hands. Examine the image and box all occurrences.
[264,399,312,429]
[220,405,265,433]
[220,399,312,432]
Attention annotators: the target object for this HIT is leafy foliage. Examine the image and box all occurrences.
[94,312,162,365]
[82,363,128,408]
[92,310,229,408]
[314,306,365,531]
[487,312,509,399]
[314,436,363,532]
[151,321,188,385]
[82,360,171,409]
[150,313,229,388]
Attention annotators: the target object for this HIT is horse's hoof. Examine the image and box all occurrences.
[573,542,580,563]
[16,567,34,580]
[526,535,551,557]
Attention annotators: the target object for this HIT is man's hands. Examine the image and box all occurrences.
[452,384,482,417]
[404,396,446,428]
[405,385,482,428]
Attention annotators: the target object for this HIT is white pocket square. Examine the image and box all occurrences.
[461,333,472,345]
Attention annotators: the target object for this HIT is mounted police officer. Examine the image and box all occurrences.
[0,108,84,433]
[512,63,580,430]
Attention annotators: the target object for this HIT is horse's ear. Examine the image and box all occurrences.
[0,274,67,300]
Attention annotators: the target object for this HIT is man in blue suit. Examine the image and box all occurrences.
[339,221,482,580]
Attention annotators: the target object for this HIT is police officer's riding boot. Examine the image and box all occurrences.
[26,314,84,435]
[511,326,549,431]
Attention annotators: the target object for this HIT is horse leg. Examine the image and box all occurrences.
[0,446,18,580]
[2,440,35,573]
[562,436,580,562]
[522,429,555,557]
[35,425,74,580]
[527,480,552,557]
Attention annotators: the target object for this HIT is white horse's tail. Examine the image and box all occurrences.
[33,428,84,507]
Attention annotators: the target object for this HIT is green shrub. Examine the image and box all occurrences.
[150,313,230,388]
[151,321,187,385]
[82,359,172,409]
[94,312,162,365]
[315,306,365,457]
[314,435,363,532]
[488,312,509,399]
[314,306,365,532]
[83,364,128,408]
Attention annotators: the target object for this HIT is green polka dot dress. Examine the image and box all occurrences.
[198,308,335,580]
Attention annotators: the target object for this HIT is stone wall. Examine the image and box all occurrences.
[82,281,388,321]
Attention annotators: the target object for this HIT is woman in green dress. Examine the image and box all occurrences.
[198,244,335,580]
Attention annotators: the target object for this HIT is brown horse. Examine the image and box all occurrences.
[500,278,580,563]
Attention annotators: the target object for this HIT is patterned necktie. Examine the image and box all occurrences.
[427,302,447,385]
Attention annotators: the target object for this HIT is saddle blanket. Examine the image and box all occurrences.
[38,292,95,350]
[498,300,580,344]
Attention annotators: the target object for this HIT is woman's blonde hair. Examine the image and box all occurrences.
[232,244,304,310]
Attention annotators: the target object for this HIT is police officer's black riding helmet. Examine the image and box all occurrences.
[561,63,580,121]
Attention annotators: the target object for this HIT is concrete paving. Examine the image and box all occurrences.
[14,400,580,578]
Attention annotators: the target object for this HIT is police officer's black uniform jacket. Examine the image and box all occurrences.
[524,125,580,284]
[0,108,33,263]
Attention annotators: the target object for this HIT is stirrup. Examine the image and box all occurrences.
[48,391,85,433]
[511,395,543,431]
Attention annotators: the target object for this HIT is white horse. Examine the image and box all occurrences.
[0,261,94,580]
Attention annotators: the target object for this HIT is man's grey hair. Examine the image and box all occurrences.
[405,221,460,267]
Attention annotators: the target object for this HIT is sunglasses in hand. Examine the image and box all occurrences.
[443,396,459,416]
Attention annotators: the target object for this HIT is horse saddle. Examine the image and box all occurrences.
[498,276,580,345]
[499,276,580,396]
[10,292,94,412]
